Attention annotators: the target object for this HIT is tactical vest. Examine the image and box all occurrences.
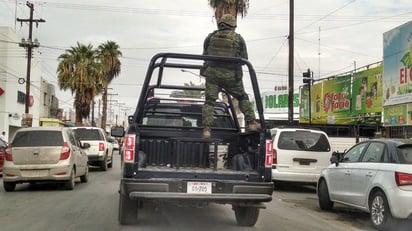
[207,30,237,58]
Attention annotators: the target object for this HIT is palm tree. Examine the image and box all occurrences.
[97,41,122,130]
[57,42,102,126]
[170,82,205,98]
[208,0,249,25]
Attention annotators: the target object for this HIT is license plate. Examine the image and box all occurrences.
[187,182,212,194]
[22,170,48,177]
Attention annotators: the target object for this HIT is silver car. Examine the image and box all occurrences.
[3,127,89,191]
[317,139,412,230]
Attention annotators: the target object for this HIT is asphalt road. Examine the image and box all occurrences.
[0,153,409,231]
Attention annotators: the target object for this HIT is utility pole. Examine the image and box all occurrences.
[17,1,45,116]
[288,0,294,125]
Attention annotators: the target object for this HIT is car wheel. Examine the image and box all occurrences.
[100,154,108,171]
[80,166,89,183]
[233,206,260,226]
[118,194,138,225]
[3,182,16,192]
[318,179,334,210]
[64,168,76,190]
[369,191,395,230]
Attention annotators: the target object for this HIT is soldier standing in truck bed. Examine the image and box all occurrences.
[200,14,261,139]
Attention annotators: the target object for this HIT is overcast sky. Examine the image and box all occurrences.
[1,0,411,114]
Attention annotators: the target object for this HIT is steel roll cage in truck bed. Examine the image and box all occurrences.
[113,53,274,227]
[134,52,266,128]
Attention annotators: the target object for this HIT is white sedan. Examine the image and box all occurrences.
[317,139,412,231]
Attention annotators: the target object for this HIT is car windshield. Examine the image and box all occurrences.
[396,145,412,164]
[278,131,331,152]
[73,129,103,141]
[12,131,63,147]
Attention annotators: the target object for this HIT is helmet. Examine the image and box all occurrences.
[219,14,236,27]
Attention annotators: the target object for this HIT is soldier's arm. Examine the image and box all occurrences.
[238,35,248,60]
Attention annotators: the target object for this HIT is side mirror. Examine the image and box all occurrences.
[111,126,125,137]
[128,116,134,124]
[330,155,339,166]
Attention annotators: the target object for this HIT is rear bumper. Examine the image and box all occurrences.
[121,178,273,204]
[386,187,412,219]
[87,155,105,162]
[3,164,72,182]
[272,168,319,183]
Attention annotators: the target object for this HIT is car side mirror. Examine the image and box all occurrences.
[330,155,339,166]
[111,126,125,137]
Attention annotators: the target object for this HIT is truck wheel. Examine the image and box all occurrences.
[3,182,16,192]
[64,168,76,190]
[118,194,138,225]
[100,155,108,171]
[318,179,334,210]
[108,154,113,168]
[233,206,259,226]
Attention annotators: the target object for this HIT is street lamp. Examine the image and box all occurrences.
[181,69,203,82]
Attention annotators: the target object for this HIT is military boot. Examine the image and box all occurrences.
[202,127,211,139]
[246,120,261,132]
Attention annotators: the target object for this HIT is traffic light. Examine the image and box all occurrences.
[303,68,311,84]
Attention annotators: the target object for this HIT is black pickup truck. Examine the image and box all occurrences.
[111,53,273,226]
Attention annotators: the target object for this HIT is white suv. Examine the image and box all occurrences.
[270,127,333,187]
[72,127,114,171]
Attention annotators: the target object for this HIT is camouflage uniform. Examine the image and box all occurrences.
[201,15,256,129]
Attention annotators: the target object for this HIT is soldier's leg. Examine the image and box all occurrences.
[202,75,220,127]
[224,79,256,122]
[225,79,261,132]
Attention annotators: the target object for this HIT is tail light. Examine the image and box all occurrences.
[60,142,71,160]
[395,172,412,186]
[5,144,13,161]
[265,140,273,167]
[99,142,105,151]
[123,134,136,163]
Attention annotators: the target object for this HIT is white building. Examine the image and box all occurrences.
[0,27,59,142]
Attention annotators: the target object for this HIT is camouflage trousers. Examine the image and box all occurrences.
[202,67,256,127]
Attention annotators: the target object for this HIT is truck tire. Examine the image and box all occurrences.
[100,155,108,171]
[233,206,259,226]
[118,194,138,225]
[3,182,16,192]
[108,154,113,168]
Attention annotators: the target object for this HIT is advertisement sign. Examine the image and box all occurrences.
[261,91,299,114]
[299,65,382,125]
[351,66,383,125]
[323,75,352,125]
[383,20,412,106]
[383,104,407,126]
[21,113,33,127]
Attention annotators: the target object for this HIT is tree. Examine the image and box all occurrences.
[57,42,102,126]
[170,82,205,98]
[208,0,249,26]
[97,41,122,130]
